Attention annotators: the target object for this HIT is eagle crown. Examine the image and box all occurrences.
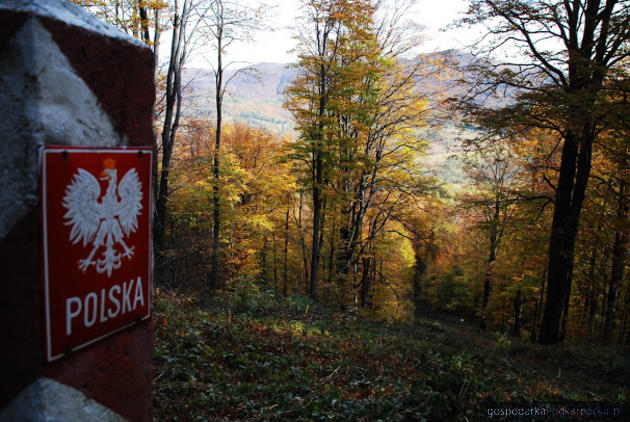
[100,158,117,181]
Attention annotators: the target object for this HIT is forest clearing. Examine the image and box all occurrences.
[23,0,630,420]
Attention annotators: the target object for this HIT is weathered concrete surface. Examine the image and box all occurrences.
[0,17,122,241]
[0,378,127,422]
[0,0,154,420]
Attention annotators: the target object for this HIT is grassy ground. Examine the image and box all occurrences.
[153,287,629,421]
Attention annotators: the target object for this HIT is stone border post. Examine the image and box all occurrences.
[0,0,154,420]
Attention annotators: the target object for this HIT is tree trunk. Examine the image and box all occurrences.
[620,278,630,345]
[560,278,572,342]
[539,127,593,344]
[501,296,506,332]
[359,257,370,308]
[370,256,376,309]
[272,231,278,293]
[154,4,185,284]
[327,218,335,284]
[580,248,597,329]
[310,183,322,301]
[309,57,328,302]
[604,181,627,342]
[152,7,160,79]
[481,198,501,330]
[283,205,289,296]
[536,3,610,344]
[137,0,151,45]
[480,240,497,330]
[531,272,545,343]
[336,176,368,301]
[413,243,427,321]
[318,199,327,269]
[260,236,267,284]
[480,273,491,330]
[151,107,160,280]
[336,227,350,302]
[210,27,223,292]
[513,289,523,338]
[298,191,309,291]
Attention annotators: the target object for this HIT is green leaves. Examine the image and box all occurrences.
[153,288,627,421]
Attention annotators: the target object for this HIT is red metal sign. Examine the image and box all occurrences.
[41,146,153,362]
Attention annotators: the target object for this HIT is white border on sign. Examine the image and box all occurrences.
[41,147,153,362]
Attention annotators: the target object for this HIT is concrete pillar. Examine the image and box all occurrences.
[0,0,154,420]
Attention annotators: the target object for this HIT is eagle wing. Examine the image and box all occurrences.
[63,168,103,246]
[116,168,143,236]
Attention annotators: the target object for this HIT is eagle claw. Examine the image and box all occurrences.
[123,246,135,259]
[78,259,94,272]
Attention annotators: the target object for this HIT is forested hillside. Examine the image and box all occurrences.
[72,0,629,419]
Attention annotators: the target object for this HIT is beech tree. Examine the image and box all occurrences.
[460,0,630,344]
[154,0,212,282]
[200,0,269,291]
[460,141,518,329]
[286,0,430,304]
[285,0,359,301]
[587,96,630,342]
[334,12,430,307]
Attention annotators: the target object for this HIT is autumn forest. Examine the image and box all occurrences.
[75,0,629,419]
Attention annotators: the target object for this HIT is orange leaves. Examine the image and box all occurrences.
[165,119,299,284]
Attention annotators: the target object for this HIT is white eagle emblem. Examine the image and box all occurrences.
[62,158,143,277]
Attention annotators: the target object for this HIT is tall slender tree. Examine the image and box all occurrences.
[201,0,268,291]
[285,0,352,301]
[332,2,430,304]
[461,141,518,329]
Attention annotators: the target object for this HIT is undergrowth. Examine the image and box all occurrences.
[153,287,629,421]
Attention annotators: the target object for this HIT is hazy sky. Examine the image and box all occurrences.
[189,0,472,68]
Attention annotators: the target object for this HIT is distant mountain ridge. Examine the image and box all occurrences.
[183,63,297,134]
[185,63,297,100]
[181,49,474,135]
